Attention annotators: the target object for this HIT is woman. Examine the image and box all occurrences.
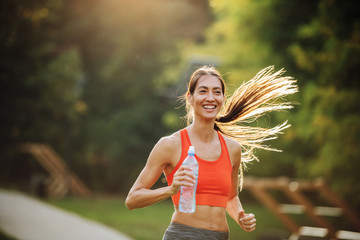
[125,66,297,239]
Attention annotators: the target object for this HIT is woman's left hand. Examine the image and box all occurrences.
[239,211,256,232]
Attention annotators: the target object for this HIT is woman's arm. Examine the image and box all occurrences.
[226,141,256,232]
[125,136,194,210]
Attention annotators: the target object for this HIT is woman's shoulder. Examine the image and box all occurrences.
[222,134,241,149]
[156,130,181,153]
[152,131,182,168]
[221,134,242,159]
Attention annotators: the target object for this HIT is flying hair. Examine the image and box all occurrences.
[216,66,298,160]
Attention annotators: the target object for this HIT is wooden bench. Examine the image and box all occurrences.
[19,143,91,198]
[243,177,360,239]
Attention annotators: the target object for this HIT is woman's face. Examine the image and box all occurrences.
[189,75,225,121]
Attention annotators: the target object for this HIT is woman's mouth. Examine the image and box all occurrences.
[203,105,216,109]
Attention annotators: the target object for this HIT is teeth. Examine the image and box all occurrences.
[203,105,216,109]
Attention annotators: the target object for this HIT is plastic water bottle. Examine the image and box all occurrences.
[179,146,199,213]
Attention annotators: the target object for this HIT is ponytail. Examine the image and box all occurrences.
[216,66,298,164]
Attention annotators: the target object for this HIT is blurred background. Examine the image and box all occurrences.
[1,0,359,239]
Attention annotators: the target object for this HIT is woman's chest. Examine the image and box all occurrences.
[193,142,222,161]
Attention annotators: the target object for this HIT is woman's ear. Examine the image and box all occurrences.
[187,92,193,105]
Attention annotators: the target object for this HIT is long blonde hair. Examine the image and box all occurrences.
[184,66,298,187]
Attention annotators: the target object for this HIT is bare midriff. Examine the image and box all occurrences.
[171,205,229,232]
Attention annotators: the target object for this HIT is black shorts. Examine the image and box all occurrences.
[163,222,229,240]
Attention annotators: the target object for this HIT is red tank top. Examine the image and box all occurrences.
[166,129,232,208]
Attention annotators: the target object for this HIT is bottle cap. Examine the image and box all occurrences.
[188,146,195,155]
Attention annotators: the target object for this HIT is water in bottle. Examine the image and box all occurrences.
[179,146,199,213]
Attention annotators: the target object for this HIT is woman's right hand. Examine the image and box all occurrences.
[169,166,196,195]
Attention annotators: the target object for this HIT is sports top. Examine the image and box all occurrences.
[166,129,233,208]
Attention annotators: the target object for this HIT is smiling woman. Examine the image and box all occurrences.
[125,65,298,240]
[184,66,298,165]
[187,75,225,122]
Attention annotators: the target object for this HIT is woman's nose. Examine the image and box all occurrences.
[206,93,215,101]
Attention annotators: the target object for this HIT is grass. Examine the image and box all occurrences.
[0,232,17,240]
[47,196,290,240]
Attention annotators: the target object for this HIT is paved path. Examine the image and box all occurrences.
[0,190,133,240]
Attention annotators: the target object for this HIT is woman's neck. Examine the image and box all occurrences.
[187,120,216,143]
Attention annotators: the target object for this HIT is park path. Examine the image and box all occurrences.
[0,190,133,240]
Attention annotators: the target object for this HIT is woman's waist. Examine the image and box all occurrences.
[172,193,229,208]
[172,205,228,232]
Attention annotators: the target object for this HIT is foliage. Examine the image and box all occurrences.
[0,0,211,192]
[0,0,85,188]
[0,0,82,147]
[287,0,360,208]
[183,0,360,209]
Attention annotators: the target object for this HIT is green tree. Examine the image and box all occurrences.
[0,0,85,186]
[62,0,211,191]
[1,0,212,192]
[181,0,360,209]
[285,0,360,208]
